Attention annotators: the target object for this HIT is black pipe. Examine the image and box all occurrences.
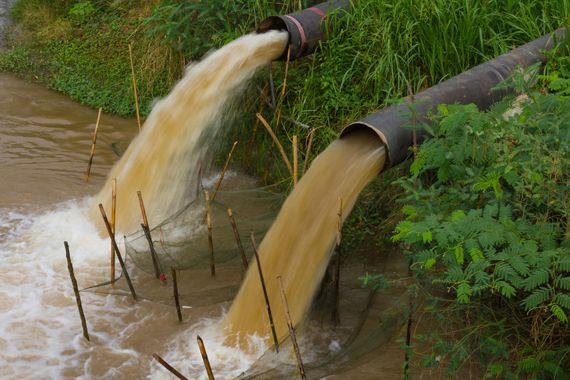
[340,28,567,168]
[257,0,349,61]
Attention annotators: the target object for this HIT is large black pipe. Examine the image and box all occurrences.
[257,0,349,61]
[340,28,567,168]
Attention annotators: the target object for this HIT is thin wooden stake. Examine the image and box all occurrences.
[85,107,102,183]
[256,113,293,176]
[227,208,248,272]
[137,190,160,278]
[251,232,279,352]
[204,191,215,278]
[153,353,188,380]
[64,241,90,341]
[99,204,137,301]
[129,43,141,132]
[197,336,216,380]
[211,141,238,203]
[277,276,306,379]
[302,128,315,175]
[292,135,298,187]
[171,267,183,322]
[110,178,117,284]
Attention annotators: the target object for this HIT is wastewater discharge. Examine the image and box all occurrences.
[1,28,387,379]
[91,30,288,234]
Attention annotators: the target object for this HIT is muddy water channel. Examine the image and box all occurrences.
[0,74,420,379]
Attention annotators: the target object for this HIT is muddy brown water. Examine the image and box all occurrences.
[0,73,416,379]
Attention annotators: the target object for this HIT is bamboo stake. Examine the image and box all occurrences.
[64,241,90,341]
[251,232,279,352]
[302,128,315,175]
[292,135,298,187]
[129,43,141,132]
[85,107,102,183]
[171,267,182,322]
[211,141,238,203]
[153,353,188,380]
[137,190,161,278]
[110,178,117,284]
[204,191,215,278]
[277,276,306,379]
[256,113,293,176]
[99,204,137,301]
[197,336,215,380]
[227,208,248,272]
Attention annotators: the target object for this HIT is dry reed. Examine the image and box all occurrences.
[293,135,298,186]
[302,128,315,175]
[211,140,238,203]
[256,113,293,175]
[129,43,141,132]
[84,107,102,183]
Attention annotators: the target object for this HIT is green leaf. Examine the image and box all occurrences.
[421,230,433,244]
[550,303,568,323]
[451,210,466,221]
[424,258,437,269]
[457,282,472,304]
[454,246,464,265]
[469,248,484,262]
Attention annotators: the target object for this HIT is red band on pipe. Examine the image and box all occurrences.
[307,7,326,18]
[284,15,306,56]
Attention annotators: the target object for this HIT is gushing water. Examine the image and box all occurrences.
[91,31,288,234]
[225,130,386,346]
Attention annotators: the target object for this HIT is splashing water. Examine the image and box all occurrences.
[91,31,288,234]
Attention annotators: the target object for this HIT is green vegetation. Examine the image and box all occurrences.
[1,0,569,376]
[391,58,570,378]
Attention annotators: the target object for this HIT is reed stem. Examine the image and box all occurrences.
[292,135,298,187]
[197,336,216,380]
[129,43,141,132]
[171,267,183,322]
[250,232,279,352]
[99,204,137,301]
[204,191,215,278]
[137,190,160,278]
[268,62,276,107]
[84,107,102,183]
[277,276,306,379]
[110,178,116,284]
[256,113,293,176]
[332,196,343,325]
[153,353,188,380]
[302,128,315,175]
[211,140,238,203]
[64,241,90,341]
[227,208,248,272]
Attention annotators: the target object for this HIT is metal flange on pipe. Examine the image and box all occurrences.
[257,0,349,60]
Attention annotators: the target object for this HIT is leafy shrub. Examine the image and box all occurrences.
[392,67,570,377]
